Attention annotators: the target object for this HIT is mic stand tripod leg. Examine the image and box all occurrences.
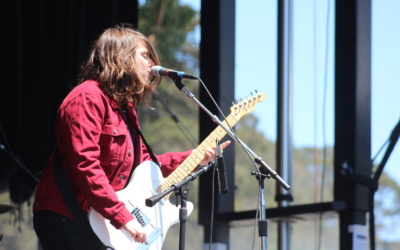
[176,183,189,250]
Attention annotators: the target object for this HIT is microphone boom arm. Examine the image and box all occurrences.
[173,79,290,191]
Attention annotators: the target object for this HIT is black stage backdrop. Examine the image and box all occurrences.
[0,0,138,204]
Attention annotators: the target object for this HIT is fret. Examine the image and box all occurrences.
[175,169,186,180]
[171,174,179,183]
[178,165,191,175]
[184,157,198,169]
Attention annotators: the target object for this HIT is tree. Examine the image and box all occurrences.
[138,0,200,154]
[139,0,199,71]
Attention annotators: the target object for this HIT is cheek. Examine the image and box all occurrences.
[137,59,147,68]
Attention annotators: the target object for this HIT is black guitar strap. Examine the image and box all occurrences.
[121,108,160,190]
[121,108,160,166]
[131,124,160,166]
[53,148,112,250]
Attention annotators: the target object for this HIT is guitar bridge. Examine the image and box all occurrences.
[129,204,163,249]
[137,228,162,250]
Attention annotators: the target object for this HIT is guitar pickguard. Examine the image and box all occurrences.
[129,205,162,249]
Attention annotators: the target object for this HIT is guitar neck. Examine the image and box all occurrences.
[157,113,238,198]
[156,91,265,199]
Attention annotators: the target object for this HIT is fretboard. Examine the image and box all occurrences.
[157,113,239,199]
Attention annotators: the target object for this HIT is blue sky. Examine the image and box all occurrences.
[182,0,400,187]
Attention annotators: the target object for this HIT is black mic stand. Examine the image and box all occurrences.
[177,183,189,250]
[172,78,290,250]
[0,142,39,183]
[340,118,400,250]
[369,119,400,250]
[145,161,217,250]
[251,165,271,250]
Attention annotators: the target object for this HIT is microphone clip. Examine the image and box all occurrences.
[215,140,228,194]
[215,140,223,159]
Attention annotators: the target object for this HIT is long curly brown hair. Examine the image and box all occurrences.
[80,24,161,107]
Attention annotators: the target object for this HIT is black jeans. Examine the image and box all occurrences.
[33,210,107,250]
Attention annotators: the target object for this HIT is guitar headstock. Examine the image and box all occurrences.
[230,91,266,119]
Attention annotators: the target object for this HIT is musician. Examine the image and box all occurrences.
[32,24,230,249]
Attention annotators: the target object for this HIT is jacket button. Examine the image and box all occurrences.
[119,175,124,180]
[113,129,117,134]
[128,150,132,156]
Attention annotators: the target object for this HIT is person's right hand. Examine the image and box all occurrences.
[122,219,146,244]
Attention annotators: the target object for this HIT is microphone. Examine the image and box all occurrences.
[215,140,228,194]
[151,66,198,80]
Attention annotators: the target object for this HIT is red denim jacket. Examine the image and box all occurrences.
[33,80,192,229]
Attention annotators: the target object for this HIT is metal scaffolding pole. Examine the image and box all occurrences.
[276,0,294,249]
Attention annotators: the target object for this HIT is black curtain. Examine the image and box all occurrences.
[0,0,138,204]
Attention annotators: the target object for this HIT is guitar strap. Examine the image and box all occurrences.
[122,108,160,166]
[53,148,112,250]
[131,123,160,166]
[122,108,160,190]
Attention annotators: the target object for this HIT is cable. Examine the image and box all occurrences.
[197,78,260,171]
[155,94,198,147]
[251,186,262,250]
[0,125,14,156]
[317,0,332,249]
[197,78,264,249]
[371,138,390,164]
[0,125,39,183]
[208,160,217,250]
[313,0,320,249]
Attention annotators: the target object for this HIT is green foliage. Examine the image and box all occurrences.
[139,0,199,70]
[374,171,400,244]
[138,0,200,153]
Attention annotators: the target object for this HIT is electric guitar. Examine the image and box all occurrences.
[88,92,266,249]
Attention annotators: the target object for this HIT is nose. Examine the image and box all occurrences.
[148,59,155,67]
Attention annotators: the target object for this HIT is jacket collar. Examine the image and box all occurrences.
[109,98,135,110]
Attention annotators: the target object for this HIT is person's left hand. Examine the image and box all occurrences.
[199,140,231,167]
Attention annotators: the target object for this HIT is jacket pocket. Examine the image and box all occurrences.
[98,124,129,169]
